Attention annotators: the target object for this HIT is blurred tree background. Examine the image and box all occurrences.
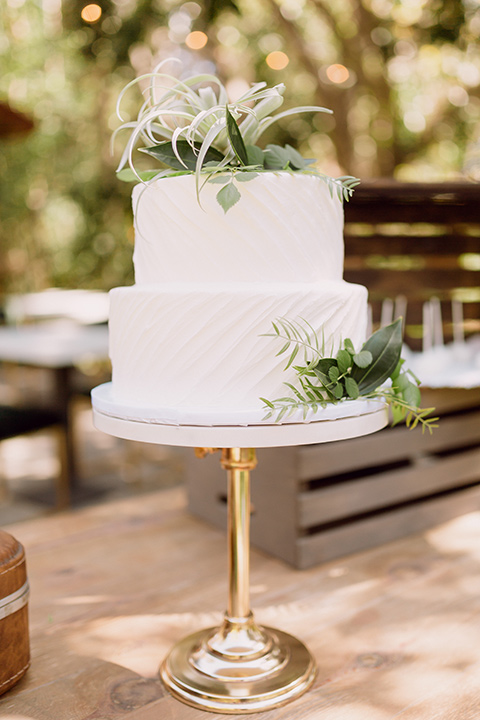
[1,0,479,297]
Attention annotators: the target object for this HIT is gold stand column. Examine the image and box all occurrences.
[160,448,317,714]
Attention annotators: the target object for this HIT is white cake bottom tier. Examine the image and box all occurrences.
[108,281,368,425]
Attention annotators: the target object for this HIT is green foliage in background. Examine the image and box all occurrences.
[0,0,479,296]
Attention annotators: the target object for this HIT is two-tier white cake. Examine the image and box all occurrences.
[99,171,368,425]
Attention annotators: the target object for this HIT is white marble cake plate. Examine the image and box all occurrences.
[91,382,388,448]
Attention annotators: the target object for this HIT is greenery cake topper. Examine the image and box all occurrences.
[114,58,359,212]
[261,317,438,433]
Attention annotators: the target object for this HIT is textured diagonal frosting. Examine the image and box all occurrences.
[108,282,368,420]
[106,172,370,425]
[133,173,344,284]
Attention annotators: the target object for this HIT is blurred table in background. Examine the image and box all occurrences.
[3,289,109,326]
[0,290,110,497]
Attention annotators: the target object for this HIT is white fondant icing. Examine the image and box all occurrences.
[108,172,370,425]
[108,282,368,417]
[132,173,344,284]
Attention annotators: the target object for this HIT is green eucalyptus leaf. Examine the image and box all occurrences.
[390,357,405,381]
[336,349,352,374]
[208,174,231,184]
[246,145,265,166]
[284,344,299,370]
[402,381,422,408]
[264,144,290,169]
[395,374,421,407]
[350,319,403,394]
[344,338,355,354]
[235,171,259,182]
[345,377,360,399]
[260,397,275,409]
[391,403,407,425]
[328,365,340,382]
[312,358,337,385]
[353,350,373,368]
[226,105,248,166]
[284,144,307,169]
[216,182,241,213]
[333,382,344,399]
[394,373,411,391]
[141,140,223,171]
[276,342,290,356]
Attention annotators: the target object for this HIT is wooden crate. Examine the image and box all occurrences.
[186,391,480,569]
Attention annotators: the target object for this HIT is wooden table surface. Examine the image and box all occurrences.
[2,485,480,719]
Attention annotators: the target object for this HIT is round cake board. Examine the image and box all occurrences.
[91,382,388,448]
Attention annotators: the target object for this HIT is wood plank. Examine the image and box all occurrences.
[344,234,480,255]
[297,483,480,568]
[1,660,165,720]
[344,180,480,224]
[343,269,480,293]
[3,486,480,717]
[298,446,480,529]
[345,254,478,270]
[4,487,480,717]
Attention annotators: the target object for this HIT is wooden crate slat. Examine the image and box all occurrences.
[343,269,479,293]
[298,446,480,529]
[417,387,480,412]
[298,406,480,481]
[344,258,480,274]
[344,235,480,256]
[296,484,480,569]
[346,206,480,223]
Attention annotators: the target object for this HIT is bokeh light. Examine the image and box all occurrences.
[185,31,208,49]
[266,51,289,70]
[326,64,350,84]
[80,4,102,23]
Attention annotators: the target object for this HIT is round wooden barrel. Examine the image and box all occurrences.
[0,530,30,695]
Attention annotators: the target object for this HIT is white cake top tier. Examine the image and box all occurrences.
[132,173,344,285]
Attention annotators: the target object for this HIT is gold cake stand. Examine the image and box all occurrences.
[92,387,387,713]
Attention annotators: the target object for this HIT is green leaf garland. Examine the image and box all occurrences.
[261,317,438,433]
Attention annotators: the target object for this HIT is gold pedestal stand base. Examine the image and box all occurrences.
[159,448,317,713]
[160,613,316,714]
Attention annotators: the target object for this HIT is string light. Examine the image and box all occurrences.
[185,31,208,49]
[81,4,102,23]
[266,51,289,70]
